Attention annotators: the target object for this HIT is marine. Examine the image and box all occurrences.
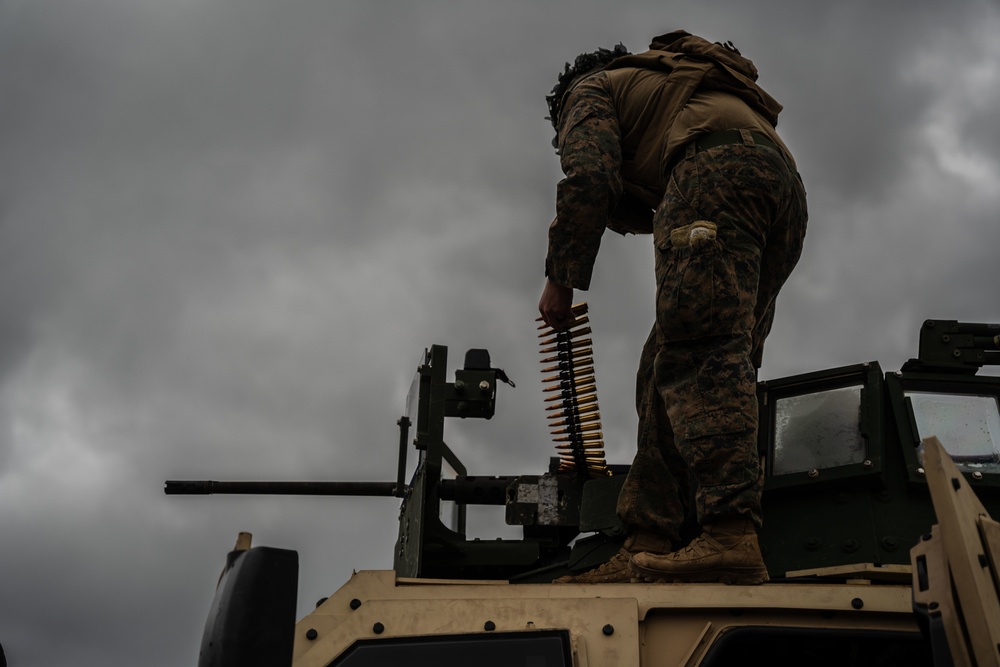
[537,30,808,584]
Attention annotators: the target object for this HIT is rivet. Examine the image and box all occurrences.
[484,620,496,632]
[349,598,362,610]
[804,537,821,551]
[306,628,318,641]
[373,622,385,634]
[479,380,491,391]
[842,539,860,553]
[973,471,984,480]
[916,467,925,476]
[807,469,820,479]
[603,624,615,636]
[881,537,898,551]
[851,598,864,609]
[863,460,873,470]
[315,597,328,608]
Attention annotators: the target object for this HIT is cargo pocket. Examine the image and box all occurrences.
[680,407,759,488]
[656,221,742,341]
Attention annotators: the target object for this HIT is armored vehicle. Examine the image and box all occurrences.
[168,319,1000,666]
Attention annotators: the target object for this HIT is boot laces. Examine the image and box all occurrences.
[589,549,630,574]
[677,533,723,558]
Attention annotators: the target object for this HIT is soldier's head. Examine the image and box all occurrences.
[545,43,630,147]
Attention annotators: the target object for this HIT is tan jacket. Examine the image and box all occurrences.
[601,31,788,211]
[546,32,792,288]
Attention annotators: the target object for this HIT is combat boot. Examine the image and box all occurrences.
[629,518,768,585]
[554,532,672,584]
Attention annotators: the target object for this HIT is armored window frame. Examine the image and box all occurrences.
[886,370,1000,491]
[758,362,884,492]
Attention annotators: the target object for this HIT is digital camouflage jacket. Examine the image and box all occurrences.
[545,31,786,290]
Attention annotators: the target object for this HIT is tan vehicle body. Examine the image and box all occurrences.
[281,438,999,667]
[293,571,915,667]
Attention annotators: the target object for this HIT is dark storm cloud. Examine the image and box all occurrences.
[1,1,998,665]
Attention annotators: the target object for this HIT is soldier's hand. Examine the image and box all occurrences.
[538,279,575,331]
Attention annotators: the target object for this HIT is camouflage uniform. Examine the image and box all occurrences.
[620,139,806,542]
[546,32,807,545]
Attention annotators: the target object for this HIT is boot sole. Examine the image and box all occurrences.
[553,576,633,584]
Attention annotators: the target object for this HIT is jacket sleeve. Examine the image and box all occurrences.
[544,73,623,290]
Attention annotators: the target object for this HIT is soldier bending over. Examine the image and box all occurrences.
[538,31,808,584]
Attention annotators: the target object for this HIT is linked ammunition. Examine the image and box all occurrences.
[550,422,602,436]
[552,433,604,443]
[540,357,594,372]
[538,302,610,478]
[544,394,597,411]
[539,338,592,354]
[548,415,602,429]
[543,381,597,398]
[546,405,600,421]
[555,443,606,451]
[538,325,591,342]
[541,367,594,384]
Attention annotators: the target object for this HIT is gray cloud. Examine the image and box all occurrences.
[1,0,998,664]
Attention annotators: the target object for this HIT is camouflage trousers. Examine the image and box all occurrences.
[618,135,807,543]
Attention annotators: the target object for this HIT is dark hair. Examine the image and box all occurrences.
[545,43,630,140]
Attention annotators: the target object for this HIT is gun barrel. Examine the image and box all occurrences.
[164,480,399,496]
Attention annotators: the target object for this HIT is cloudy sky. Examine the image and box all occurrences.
[1,0,998,664]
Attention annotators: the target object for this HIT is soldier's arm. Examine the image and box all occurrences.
[544,73,624,292]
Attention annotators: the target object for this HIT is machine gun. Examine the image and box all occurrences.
[167,344,625,581]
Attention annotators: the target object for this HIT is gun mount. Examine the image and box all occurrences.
[169,320,1000,667]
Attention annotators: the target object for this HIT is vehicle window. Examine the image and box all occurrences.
[329,630,571,667]
[773,385,866,474]
[700,626,931,667]
[909,391,1000,474]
